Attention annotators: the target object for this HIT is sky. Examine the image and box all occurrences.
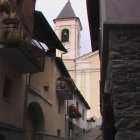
[35,0,91,56]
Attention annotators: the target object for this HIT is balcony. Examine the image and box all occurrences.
[0,3,45,73]
[56,89,73,100]
[56,77,73,100]
[0,34,45,73]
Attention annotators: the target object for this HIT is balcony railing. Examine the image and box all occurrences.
[56,77,73,100]
[56,89,73,100]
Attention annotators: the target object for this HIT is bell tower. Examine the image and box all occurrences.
[53,1,82,60]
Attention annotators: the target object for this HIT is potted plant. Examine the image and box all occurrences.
[0,0,14,15]
[87,116,96,122]
[77,112,82,118]
[56,77,66,89]
[5,33,24,47]
[69,104,82,119]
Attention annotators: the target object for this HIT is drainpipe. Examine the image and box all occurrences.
[75,21,77,84]
[23,73,30,140]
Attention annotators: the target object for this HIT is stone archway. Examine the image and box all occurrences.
[26,102,45,140]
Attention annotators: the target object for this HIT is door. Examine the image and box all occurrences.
[26,108,35,140]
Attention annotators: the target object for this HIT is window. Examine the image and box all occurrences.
[57,129,61,137]
[58,102,61,113]
[3,77,12,100]
[82,109,85,120]
[61,29,69,42]
[76,102,79,110]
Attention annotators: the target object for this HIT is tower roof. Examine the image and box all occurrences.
[56,1,77,19]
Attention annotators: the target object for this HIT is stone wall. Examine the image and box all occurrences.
[106,27,140,140]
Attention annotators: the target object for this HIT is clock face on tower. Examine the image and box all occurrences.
[61,29,69,42]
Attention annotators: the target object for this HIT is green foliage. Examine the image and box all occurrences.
[57,76,78,92]
[1,0,14,14]
[78,112,82,118]
[69,104,82,119]
[5,34,24,46]
[87,116,96,122]
[56,77,66,89]
[56,81,65,89]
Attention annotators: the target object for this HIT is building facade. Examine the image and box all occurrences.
[28,56,74,140]
[54,1,101,125]
[86,0,140,139]
[75,51,101,125]
[67,92,90,139]
[0,0,45,139]
[0,0,68,140]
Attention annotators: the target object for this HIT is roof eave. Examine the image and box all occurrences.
[34,11,67,53]
[53,17,83,31]
[86,0,100,51]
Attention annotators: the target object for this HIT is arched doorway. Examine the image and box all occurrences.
[26,102,45,140]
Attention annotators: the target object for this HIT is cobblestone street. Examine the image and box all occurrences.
[72,126,102,140]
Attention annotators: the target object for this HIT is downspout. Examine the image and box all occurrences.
[75,21,77,84]
[23,73,30,140]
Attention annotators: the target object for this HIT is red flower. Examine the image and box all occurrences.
[69,104,82,118]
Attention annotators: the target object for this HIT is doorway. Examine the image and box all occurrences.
[26,102,45,140]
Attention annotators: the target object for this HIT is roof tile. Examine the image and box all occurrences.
[56,2,76,19]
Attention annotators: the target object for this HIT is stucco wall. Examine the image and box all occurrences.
[61,52,101,125]
[68,97,88,129]
[30,56,66,138]
[63,59,76,81]
[55,18,81,59]
[75,52,101,124]
[0,53,26,127]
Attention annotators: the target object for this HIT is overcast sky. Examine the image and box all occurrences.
[35,0,91,56]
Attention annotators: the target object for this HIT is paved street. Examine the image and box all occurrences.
[72,126,102,140]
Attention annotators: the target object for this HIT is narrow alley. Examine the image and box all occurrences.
[72,126,102,140]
